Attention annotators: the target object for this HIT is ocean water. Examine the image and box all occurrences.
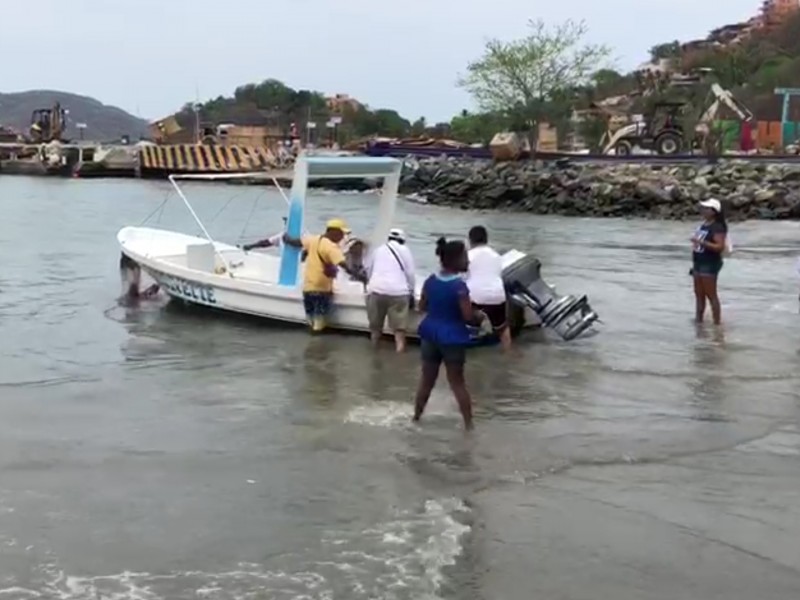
[1,176,799,599]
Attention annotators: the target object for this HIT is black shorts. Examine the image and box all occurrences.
[472,302,508,330]
[303,292,333,318]
[420,339,466,366]
[692,261,723,277]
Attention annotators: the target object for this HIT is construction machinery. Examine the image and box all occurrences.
[600,101,685,155]
[693,83,754,151]
[600,83,753,155]
[29,102,67,142]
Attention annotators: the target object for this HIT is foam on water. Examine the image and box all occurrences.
[344,397,458,428]
[1,499,470,600]
[313,189,378,197]
[403,193,428,204]
[344,401,415,428]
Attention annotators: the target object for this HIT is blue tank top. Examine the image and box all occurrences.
[418,274,471,345]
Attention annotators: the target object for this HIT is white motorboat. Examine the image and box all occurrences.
[117,154,599,340]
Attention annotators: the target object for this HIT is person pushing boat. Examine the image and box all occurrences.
[119,253,159,301]
[283,218,368,332]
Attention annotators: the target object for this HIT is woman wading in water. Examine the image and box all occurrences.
[691,198,728,325]
[413,238,488,430]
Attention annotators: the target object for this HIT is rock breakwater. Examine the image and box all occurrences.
[398,157,800,220]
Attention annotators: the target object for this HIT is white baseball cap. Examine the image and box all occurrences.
[699,198,721,212]
[388,228,406,242]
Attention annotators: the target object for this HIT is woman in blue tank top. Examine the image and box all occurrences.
[413,237,488,430]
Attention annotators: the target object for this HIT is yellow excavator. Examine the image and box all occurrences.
[29,102,67,142]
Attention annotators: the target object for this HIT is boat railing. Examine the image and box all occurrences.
[167,172,291,277]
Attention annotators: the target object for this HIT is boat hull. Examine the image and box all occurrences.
[117,226,542,338]
[118,226,425,335]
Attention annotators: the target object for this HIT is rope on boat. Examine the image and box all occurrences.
[138,190,171,259]
[197,189,251,238]
[139,191,171,226]
[238,194,260,243]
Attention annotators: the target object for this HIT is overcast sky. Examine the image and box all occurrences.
[3,0,761,122]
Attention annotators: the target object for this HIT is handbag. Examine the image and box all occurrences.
[723,233,733,257]
[386,243,415,308]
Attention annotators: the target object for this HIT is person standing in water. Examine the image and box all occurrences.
[691,198,728,325]
[365,228,416,352]
[283,219,367,332]
[413,237,487,430]
[465,225,511,350]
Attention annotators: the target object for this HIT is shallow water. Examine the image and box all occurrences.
[1,176,799,599]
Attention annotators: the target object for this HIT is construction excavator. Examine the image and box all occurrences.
[693,83,754,153]
[600,83,753,155]
[29,102,67,143]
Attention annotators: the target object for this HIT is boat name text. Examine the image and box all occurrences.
[160,274,217,304]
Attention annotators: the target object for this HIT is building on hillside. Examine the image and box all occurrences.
[635,58,675,75]
[708,22,752,44]
[326,93,361,114]
[761,0,800,28]
[677,1,798,54]
[684,38,712,51]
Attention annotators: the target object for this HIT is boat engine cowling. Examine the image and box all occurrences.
[501,250,599,341]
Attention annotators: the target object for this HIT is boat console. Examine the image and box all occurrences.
[501,250,599,341]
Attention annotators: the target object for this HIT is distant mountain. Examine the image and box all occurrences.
[0,90,149,141]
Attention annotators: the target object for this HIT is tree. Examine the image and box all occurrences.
[649,41,681,62]
[591,68,629,98]
[410,117,427,136]
[576,113,608,151]
[457,19,612,141]
[340,105,410,139]
[371,109,411,137]
[449,110,507,144]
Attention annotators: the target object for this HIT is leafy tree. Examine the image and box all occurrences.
[370,109,411,137]
[592,69,624,91]
[576,113,608,151]
[650,41,681,61]
[457,18,612,140]
[339,105,410,139]
[449,110,508,144]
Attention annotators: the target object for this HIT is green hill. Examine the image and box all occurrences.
[182,79,418,143]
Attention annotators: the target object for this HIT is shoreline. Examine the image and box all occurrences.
[6,152,800,221]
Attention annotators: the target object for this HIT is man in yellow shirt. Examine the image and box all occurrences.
[283,218,367,332]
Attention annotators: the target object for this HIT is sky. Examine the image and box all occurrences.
[2,0,763,123]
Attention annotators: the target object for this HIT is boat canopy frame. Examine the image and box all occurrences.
[163,154,404,283]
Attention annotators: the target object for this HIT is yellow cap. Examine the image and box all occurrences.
[325,218,351,233]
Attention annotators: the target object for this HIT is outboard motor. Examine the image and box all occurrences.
[501,250,599,341]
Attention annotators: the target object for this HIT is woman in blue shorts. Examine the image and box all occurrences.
[691,198,728,325]
[413,237,487,430]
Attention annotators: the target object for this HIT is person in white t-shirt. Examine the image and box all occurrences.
[364,228,416,352]
[241,217,287,251]
[466,225,511,350]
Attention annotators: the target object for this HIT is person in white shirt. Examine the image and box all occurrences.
[466,225,511,350]
[241,217,287,251]
[365,228,416,352]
